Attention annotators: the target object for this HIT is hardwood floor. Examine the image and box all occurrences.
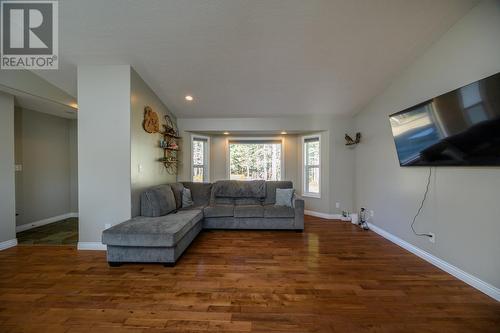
[0,216,498,332]
[17,218,78,245]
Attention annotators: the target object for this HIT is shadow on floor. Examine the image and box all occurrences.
[17,218,78,245]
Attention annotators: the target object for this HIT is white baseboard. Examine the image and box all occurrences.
[16,212,79,233]
[368,222,500,302]
[0,238,18,251]
[77,242,107,251]
[305,210,342,220]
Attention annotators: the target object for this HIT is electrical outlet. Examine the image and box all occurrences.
[335,202,340,209]
[370,210,374,217]
[15,164,22,172]
[428,232,435,243]
[105,223,111,229]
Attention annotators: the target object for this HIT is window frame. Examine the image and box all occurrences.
[191,134,210,183]
[225,136,285,181]
[302,134,321,198]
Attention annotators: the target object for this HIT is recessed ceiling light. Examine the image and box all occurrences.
[281,131,287,135]
[223,132,229,135]
[185,95,194,101]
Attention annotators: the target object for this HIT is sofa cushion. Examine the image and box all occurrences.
[234,205,264,218]
[203,205,235,218]
[276,188,295,207]
[168,182,185,209]
[181,182,212,207]
[182,188,193,208]
[263,181,293,205]
[140,185,177,217]
[102,209,203,247]
[213,197,235,205]
[264,205,295,218]
[212,180,265,198]
[234,198,262,205]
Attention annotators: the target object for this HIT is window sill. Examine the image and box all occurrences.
[302,193,321,199]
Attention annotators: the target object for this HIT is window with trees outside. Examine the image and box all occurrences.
[228,139,282,181]
[303,135,320,196]
[192,136,209,182]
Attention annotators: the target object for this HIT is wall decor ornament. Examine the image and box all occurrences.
[142,106,160,133]
[345,132,361,146]
[141,107,181,175]
[159,114,181,174]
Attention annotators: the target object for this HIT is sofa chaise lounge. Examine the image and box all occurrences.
[102,180,304,266]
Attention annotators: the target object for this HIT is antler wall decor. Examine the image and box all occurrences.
[345,132,361,146]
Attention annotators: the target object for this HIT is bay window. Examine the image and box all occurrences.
[191,135,209,182]
[303,135,320,197]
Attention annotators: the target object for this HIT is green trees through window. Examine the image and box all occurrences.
[229,141,281,181]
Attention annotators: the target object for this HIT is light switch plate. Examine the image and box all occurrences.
[15,164,22,172]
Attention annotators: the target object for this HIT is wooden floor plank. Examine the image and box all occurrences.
[0,216,499,332]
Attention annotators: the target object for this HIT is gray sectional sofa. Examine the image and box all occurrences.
[102,180,304,266]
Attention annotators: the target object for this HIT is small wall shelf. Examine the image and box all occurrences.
[143,107,181,175]
[159,115,181,175]
[163,133,181,139]
[162,147,180,151]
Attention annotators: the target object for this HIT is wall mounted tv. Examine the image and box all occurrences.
[389,72,500,166]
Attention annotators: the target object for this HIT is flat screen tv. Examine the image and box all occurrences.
[389,72,500,166]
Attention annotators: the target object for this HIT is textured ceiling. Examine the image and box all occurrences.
[35,0,477,117]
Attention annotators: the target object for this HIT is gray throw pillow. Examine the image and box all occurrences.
[182,188,193,208]
[141,185,176,217]
[275,188,294,207]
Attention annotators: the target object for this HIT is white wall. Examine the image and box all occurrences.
[69,120,78,213]
[130,69,177,217]
[78,65,176,243]
[78,65,132,244]
[177,115,354,215]
[14,108,78,227]
[0,92,16,244]
[354,0,500,288]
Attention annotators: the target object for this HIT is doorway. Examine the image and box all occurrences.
[14,102,78,246]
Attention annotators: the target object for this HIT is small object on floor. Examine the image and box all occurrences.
[359,207,370,230]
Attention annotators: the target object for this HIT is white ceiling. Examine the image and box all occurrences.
[35,0,477,118]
